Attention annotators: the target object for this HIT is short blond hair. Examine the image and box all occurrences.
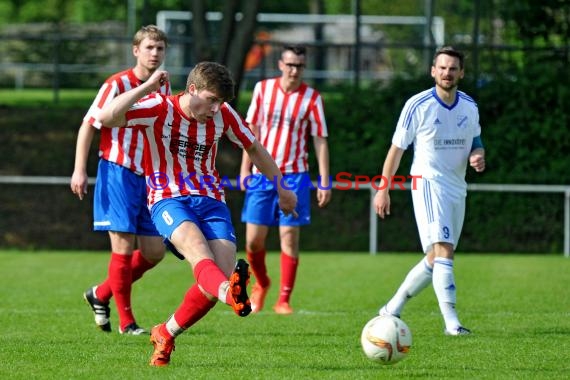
[132,25,168,47]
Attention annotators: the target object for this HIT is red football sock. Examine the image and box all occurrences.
[247,249,270,287]
[193,259,231,305]
[94,249,148,302]
[108,253,135,329]
[131,249,156,282]
[173,284,216,331]
[277,252,299,304]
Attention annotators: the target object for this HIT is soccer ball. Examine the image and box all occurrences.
[360,315,412,364]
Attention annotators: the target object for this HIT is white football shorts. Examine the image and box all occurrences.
[411,177,465,253]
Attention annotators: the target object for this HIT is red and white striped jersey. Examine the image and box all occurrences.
[246,78,328,174]
[84,68,171,175]
[124,92,255,206]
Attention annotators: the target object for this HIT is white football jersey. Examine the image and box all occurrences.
[392,87,481,196]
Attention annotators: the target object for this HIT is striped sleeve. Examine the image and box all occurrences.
[392,90,432,149]
[84,81,119,129]
[223,104,255,149]
[125,94,164,128]
[245,80,264,125]
[308,92,328,137]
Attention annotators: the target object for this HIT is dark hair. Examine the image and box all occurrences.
[186,62,235,102]
[133,25,168,47]
[433,46,464,69]
[282,44,306,57]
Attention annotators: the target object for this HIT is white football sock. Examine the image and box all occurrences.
[384,256,433,316]
[218,281,232,305]
[165,315,184,338]
[432,257,461,331]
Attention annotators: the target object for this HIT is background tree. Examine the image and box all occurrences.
[190,0,261,106]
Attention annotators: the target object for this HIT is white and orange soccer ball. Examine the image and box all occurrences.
[360,315,412,364]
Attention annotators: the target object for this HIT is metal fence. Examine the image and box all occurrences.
[1,175,568,256]
[4,12,564,92]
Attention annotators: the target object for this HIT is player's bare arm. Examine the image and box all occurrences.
[245,140,298,216]
[374,144,405,218]
[469,148,485,172]
[313,136,331,208]
[70,120,97,200]
[239,149,252,191]
[98,70,169,128]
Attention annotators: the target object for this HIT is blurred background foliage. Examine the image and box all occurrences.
[0,0,568,252]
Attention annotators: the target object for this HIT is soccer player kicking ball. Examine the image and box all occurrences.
[374,46,486,336]
[97,62,297,366]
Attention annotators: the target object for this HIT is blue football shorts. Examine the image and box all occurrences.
[93,159,159,236]
[241,173,311,227]
[150,195,237,245]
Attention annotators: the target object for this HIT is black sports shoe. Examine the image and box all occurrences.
[228,259,252,317]
[120,323,148,335]
[83,286,111,332]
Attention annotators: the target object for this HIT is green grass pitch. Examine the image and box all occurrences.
[0,251,569,379]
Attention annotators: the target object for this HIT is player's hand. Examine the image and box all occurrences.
[469,152,485,172]
[316,188,331,208]
[278,189,298,218]
[374,190,390,219]
[148,70,169,92]
[70,171,88,200]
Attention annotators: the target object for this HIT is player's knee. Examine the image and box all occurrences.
[142,248,166,263]
[245,239,266,252]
